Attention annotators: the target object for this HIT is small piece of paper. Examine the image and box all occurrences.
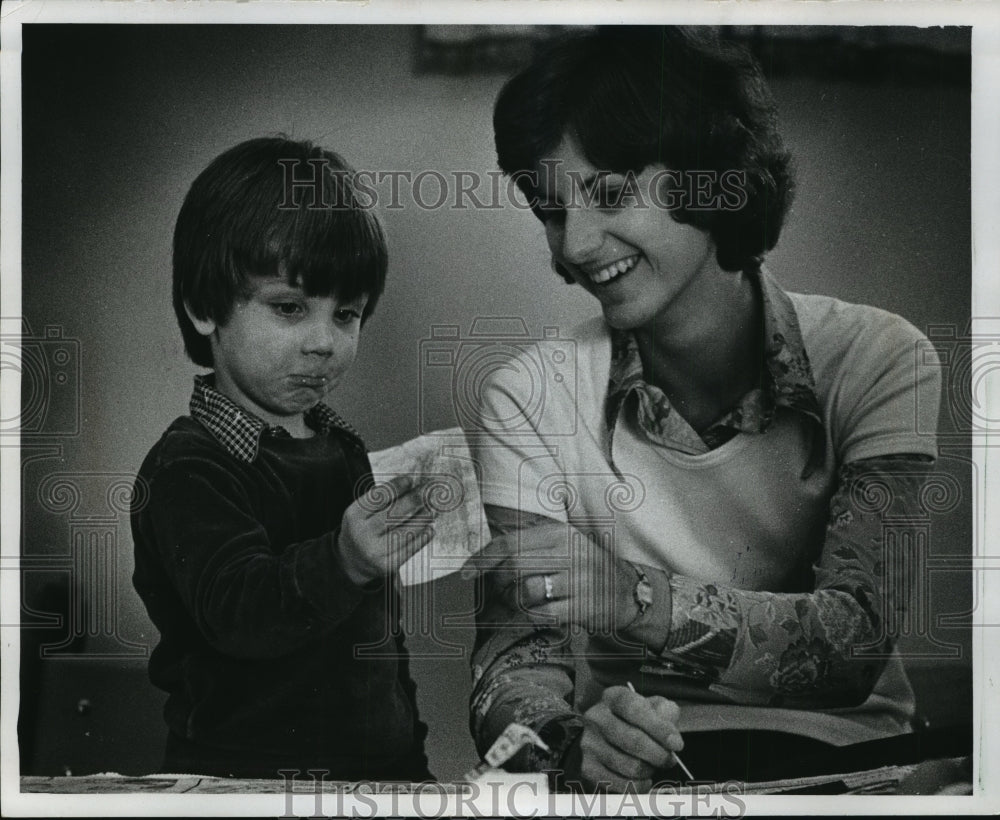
[367,428,489,586]
[462,723,550,783]
[483,723,550,769]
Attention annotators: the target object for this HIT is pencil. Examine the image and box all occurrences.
[626,681,695,781]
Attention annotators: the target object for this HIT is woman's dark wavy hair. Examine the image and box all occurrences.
[173,136,387,368]
[494,26,794,273]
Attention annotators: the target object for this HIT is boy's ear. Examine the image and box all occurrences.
[183,302,217,337]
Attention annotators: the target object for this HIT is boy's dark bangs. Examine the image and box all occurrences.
[265,197,387,308]
[211,140,387,316]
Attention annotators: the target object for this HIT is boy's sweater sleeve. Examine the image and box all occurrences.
[136,455,368,659]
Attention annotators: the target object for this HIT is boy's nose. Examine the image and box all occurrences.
[302,320,336,355]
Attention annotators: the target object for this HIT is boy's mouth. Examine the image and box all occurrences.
[290,374,329,389]
[586,254,640,286]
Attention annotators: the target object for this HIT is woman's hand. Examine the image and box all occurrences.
[473,521,652,635]
[565,686,684,792]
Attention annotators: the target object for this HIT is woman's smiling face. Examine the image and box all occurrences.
[537,134,719,333]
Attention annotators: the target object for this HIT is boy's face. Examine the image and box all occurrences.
[189,276,367,432]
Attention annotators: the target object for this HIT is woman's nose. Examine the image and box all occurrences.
[558,207,602,264]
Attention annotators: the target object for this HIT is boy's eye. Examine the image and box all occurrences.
[335,308,362,322]
[272,302,305,317]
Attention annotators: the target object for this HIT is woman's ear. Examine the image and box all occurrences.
[551,259,576,285]
[183,302,217,336]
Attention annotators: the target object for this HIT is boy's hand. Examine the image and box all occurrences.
[337,474,433,586]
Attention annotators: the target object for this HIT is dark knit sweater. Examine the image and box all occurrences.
[131,381,429,780]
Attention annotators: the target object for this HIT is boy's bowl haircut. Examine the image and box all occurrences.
[172,136,388,369]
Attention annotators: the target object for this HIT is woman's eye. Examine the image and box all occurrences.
[273,302,304,317]
[598,189,620,208]
[595,174,642,211]
[597,187,635,210]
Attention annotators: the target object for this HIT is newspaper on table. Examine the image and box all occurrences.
[367,428,489,587]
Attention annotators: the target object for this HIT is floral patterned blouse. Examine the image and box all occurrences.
[469,270,934,773]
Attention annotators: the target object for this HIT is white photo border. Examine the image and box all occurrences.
[1,0,996,816]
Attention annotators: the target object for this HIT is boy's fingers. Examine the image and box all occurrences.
[384,473,417,493]
[393,526,434,563]
[366,476,433,526]
[360,474,417,517]
[386,492,434,529]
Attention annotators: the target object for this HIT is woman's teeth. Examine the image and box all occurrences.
[590,255,639,285]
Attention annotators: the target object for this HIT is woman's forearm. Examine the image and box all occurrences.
[633,456,932,706]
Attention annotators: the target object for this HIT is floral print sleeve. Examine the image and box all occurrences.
[469,454,934,771]
[660,454,932,707]
[470,507,585,773]
[470,619,584,774]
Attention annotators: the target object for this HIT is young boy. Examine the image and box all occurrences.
[131,137,432,780]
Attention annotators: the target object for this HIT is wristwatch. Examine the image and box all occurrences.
[631,563,654,616]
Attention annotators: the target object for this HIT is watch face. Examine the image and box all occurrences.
[635,573,654,612]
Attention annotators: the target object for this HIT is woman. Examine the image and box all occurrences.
[467,26,940,791]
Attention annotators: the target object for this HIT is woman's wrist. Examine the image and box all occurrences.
[616,560,673,652]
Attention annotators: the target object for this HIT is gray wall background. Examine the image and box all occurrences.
[18,25,972,780]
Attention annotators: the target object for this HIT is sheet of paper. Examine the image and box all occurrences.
[367,428,489,586]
